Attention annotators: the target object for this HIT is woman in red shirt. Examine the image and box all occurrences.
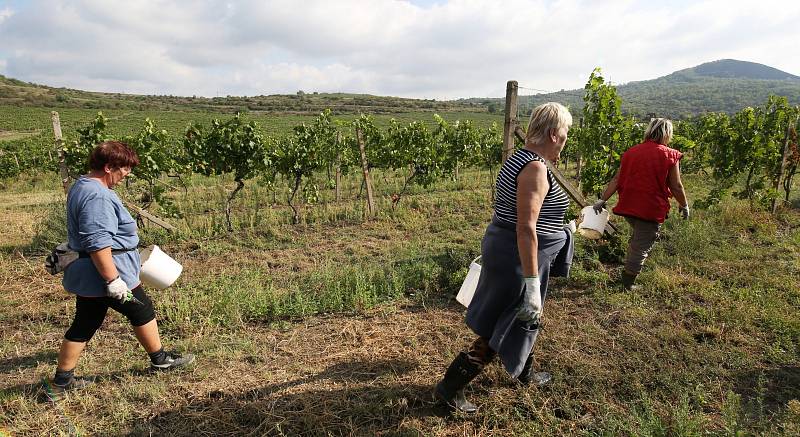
[593,118,689,289]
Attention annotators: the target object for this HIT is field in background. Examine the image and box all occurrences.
[2,165,800,435]
[0,105,502,143]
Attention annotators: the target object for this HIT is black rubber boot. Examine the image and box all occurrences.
[517,353,535,386]
[621,271,639,290]
[434,352,482,413]
[517,353,552,387]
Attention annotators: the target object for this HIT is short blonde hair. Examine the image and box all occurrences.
[526,102,573,145]
[644,118,673,144]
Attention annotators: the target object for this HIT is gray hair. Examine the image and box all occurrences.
[644,118,673,144]
[526,102,573,145]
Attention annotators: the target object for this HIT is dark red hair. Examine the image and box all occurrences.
[88,141,140,171]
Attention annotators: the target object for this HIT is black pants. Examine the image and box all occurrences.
[64,286,156,342]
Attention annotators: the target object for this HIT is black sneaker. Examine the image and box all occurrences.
[150,351,195,372]
[46,376,94,401]
[620,271,640,291]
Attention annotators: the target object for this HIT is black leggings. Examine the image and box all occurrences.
[64,286,157,342]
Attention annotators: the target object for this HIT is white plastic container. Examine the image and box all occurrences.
[578,205,609,240]
[139,245,183,289]
[456,256,482,307]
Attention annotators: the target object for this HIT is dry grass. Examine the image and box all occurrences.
[0,191,61,249]
[3,176,800,436]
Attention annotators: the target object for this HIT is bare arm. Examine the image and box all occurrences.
[599,170,620,202]
[89,247,119,283]
[516,161,549,277]
[667,161,688,207]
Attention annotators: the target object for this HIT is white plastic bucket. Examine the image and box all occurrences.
[456,256,482,307]
[578,205,609,239]
[139,245,183,290]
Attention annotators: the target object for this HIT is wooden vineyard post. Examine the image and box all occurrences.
[576,117,583,184]
[356,128,376,217]
[335,132,342,202]
[502,80,518,162]
[52,111,72,194]
[773,115,799,214]
[514,125,618,235]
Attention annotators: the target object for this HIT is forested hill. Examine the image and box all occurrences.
[461,59,800,119]
[687,59,799,80]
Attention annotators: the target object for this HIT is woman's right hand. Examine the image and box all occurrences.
[106,276,132,302]
[592,199,607,214]
[517,276,542,323]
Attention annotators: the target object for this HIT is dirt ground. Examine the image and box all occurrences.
[3,186,800,436]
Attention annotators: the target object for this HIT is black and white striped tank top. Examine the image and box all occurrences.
[494,149,570,235]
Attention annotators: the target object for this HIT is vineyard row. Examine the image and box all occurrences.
[1,70,799,229]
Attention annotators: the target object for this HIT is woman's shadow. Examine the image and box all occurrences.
[0,350,58,374]
[130,358,453,436]
[733,365,800,416]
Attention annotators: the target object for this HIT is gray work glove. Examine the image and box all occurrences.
[517,276,542,324]
[106,276,134,303]
[679,205,690,220]
[592,199,607,215]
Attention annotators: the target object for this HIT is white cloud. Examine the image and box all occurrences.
[0,0,799,99]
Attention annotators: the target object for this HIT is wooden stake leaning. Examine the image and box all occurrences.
[125,201,177,232]
[513,125,618,235]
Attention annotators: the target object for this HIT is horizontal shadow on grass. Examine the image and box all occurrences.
[548,282,598,299]
[1,367,166,403]
[0,350,58,374]
[733,365,800,415]
[0,244,20,254]
[132,358,452,436]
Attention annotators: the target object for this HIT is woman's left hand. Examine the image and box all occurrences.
[517,276,542,323]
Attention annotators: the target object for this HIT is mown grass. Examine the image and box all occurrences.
[1,169,800,436]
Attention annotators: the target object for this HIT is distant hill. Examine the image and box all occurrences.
[0,75,482,115]
[459,59,800,119]
[688,59,799,80]
[3,59,800,118]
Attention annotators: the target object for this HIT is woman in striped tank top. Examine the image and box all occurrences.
[435,102,573,413]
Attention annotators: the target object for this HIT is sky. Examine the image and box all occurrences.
[1,0,799,100]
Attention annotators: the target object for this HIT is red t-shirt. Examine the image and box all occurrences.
[612,140,683,223]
